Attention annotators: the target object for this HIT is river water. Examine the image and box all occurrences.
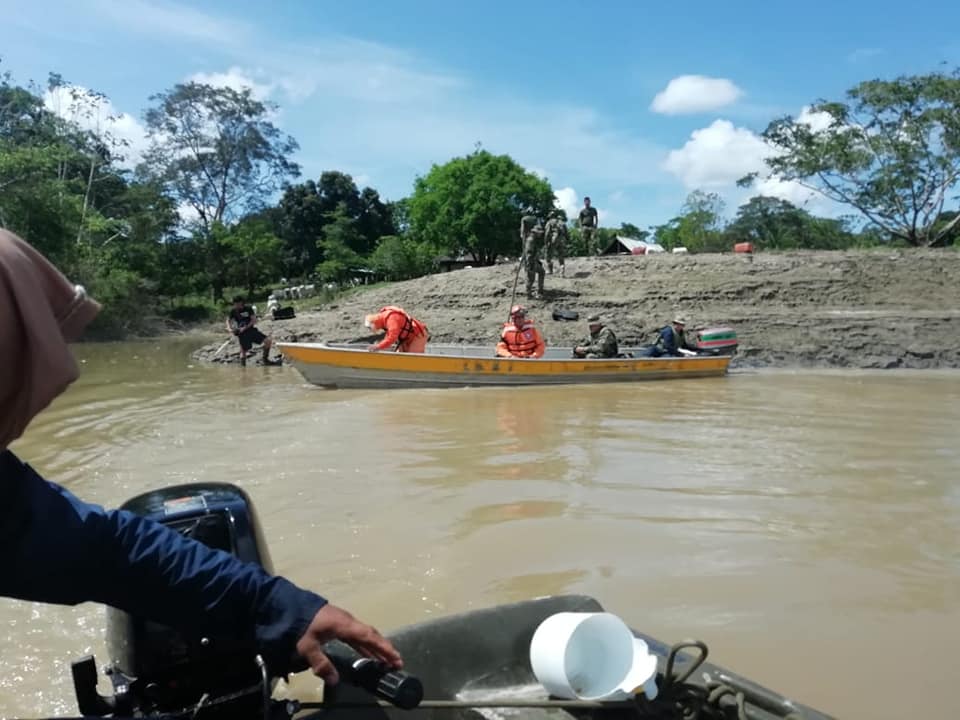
[2,338,958,719]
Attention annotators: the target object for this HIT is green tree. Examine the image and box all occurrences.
[654,191,727,252]
[315,202,365,283]
[140,82,299,298]
[617,222,649,241]
[407,149,555,264]
[369,235,435,281]
[744,68,960,246]
[276,171,396,276]
[724,196,859,249]
[215,219,283,296]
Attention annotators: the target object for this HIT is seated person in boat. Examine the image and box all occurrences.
[641,315,691,357]
[227,295,279,366]
[364,305,429,352]
[572,314,619,358]
[496,304,546,359]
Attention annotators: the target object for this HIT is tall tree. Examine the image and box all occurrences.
[315,202,365,283]
[744,68,960,246]
[276,171,395,276]
[724,196,857,249]
[140,82,299,295]
[140,82,299,231]
[407,149,555,264]
[617,222,649,241]
[654,191,727,252]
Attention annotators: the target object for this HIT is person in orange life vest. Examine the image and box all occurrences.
[364,306,429,352]
[495,304,546,359]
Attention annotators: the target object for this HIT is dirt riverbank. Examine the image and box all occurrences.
[192,248,960,369]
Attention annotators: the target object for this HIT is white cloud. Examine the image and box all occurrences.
[554,187,579,218]
[662,110,841,215]
[797,105,833,133]
[188,67,274,101]
[662,119,771,189]
[650,75,744,115]
[43,85,149,168]
[82,0,669,216]
[90,0,251,45]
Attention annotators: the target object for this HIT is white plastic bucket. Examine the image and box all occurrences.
[529,612,659,701]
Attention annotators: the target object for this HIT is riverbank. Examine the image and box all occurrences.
[192,248,960,369]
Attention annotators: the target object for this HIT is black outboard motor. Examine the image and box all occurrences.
[72,483,277,718]
[72,482,423,719]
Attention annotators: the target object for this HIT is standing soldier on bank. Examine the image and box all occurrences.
[543,209,568,277]
[578,196,599,253]
[520,210,545,299]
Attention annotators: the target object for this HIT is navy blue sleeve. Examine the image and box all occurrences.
[658,326,676,354]
[0,452,327,672]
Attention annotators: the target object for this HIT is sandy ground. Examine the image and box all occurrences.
[192,249,960,369]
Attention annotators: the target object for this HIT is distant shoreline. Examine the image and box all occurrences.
[171,247,956,370]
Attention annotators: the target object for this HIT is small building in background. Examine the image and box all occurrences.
[601,236,666,255]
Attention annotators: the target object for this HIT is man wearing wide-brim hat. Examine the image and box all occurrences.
[641,315,691,357]
[572,314,619,358]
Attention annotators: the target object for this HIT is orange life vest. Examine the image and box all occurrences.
[377,306,427,349]
[500,321,542,356]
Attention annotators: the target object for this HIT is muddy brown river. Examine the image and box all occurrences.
[3,338,958,719]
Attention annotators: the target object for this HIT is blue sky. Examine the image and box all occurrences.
[2,0,959,229]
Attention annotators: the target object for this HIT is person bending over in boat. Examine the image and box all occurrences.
[641,315,691,357]
[228,294,280,366]
[572,314,619,358]
[496,304,546,359]
[0,229,403,688]
[364,305,429,353]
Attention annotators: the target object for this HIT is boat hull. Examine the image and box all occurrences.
[318,594,834,720]
[277,343,732,389]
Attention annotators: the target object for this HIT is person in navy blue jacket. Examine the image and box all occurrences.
[0,229,401,686]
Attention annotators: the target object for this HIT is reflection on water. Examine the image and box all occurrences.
[2,339,959,719]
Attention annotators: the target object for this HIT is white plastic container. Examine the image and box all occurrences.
[529,612,659,701]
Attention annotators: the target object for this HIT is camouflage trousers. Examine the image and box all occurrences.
[545,236,566,274]
[525,259,544,297]
[581,226,597,253]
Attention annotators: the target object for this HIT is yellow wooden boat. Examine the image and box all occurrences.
[276,342,733,389]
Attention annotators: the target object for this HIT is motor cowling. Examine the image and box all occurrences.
[690,326,739,356]
[76,483,276,717]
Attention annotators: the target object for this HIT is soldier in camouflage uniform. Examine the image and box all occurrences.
[572,314,619,358]
[520,212,545,298]
[543,210,569,276]
[578,196,599,253]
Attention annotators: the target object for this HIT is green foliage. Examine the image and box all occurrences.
[214,219,283,296]
[369,235,435,280]
[407,149,555,264]
[653,191,728,252]
[314,203,367,282]
[618,222,649,241]
[722,196,858,250]
[140,82,300,231]
[274,171,397,278]
[747,68,960,246]
[3,58,958,341]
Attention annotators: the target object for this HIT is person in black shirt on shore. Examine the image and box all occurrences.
[228,295,279,366]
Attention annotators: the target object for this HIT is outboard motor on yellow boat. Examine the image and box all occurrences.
[69,483,421,719]
[689,326,738,356]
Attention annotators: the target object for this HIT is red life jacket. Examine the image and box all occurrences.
[378,306,427,348]
[500,321,540,356]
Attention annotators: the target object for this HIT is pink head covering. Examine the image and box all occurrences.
[0,230,101,449]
